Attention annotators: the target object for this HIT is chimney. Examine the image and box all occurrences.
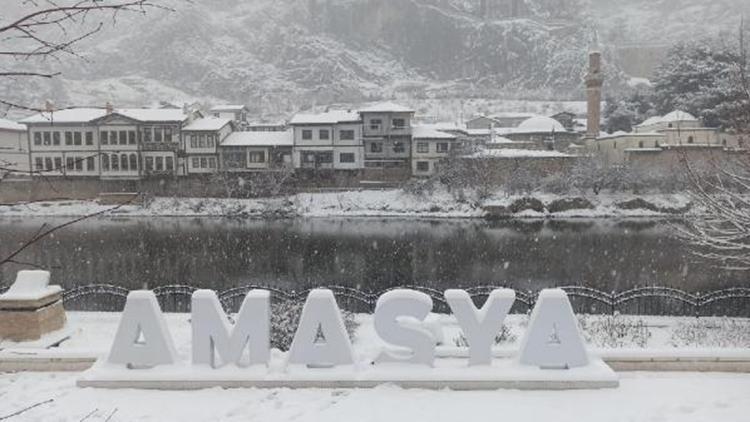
[105,102,114,115]
[585,51,603,139]
[44,100,55,113]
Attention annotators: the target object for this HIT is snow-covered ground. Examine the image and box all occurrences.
[0,190,697,219]
[1,312,749,421]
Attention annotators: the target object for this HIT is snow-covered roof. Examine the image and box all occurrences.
[359,102,414,113]
[624,148,663,153]
[596,131,663,140]
[289,110,361,125]
[0,118,26,132]
[221,130,293,147]
[20,107,189,124]
[210,105,247,112]
[465,148,573,159]
[515,116,567,133]
[662,110,697,122]
[183,117,232,131]
[412,126,456,140]
[487,136,520,145]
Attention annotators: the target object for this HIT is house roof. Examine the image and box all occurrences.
[359,102,414,114]
[289,110,361,125]
[465,148,573,159]
[183,117,232,131]
[412,126,456,140]
[596,131,663,140]
[21,107,189,124]
[221,130,293,147]
[0,118,26,132]
[210,105,247,112]
[636,110,699,127]
[515,116,567,133]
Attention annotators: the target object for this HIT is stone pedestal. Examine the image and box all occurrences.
[0,271,67,343]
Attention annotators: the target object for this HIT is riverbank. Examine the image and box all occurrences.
[0,189,696,219]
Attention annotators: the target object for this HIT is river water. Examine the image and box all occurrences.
[0,217,743,296]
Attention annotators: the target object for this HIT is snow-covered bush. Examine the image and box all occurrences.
[669,318,750,348]
[270,299,359,351]
[578,313,652,348]
[452,325,517,348]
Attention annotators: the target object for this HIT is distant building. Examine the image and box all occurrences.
[209,105,249,127]
[0,118,29,174]
[220,130,293,172]
[21,105,199,179]
[359,102,415,174]
[496,116,579,151]
[466,112,537,130]
[411,126,458,177]
[182,117,234,175]
[288,110,363,171]
[247,121,287,132]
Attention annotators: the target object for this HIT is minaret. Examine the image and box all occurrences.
[585,51,603,139]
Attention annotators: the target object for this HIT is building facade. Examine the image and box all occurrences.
[220,130,293,172]
[183,117,233,175]
[289,110,364,171]
[0,118,30,174]
[411,126,458,177]
[360,102,415,172]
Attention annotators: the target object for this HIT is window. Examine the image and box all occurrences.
[199,135,206,148]
[339,153,355,163]
[86,132,94,145]
[110,131,118,145]
[75,157,83,171]
[223,148,246,169]
[66,157,75,171]
[74,132,82,146]
[340,130,355,140]
[208,157,216,169]
[64,132,73,146]
[145,157,154,171]
[370,119,382,131]
[393,142,405,153]
[613,141,617,149]
[53,132,60,146]
[156,156,164,171]
[102,155,110,171]
[34,133,42,146]
[166,156,174,171]
[392,118,406,129]
[54,157,62,171]
[416,161,429,172]
[143,128,152,143]
[44,157,53,171]
[249,151,266,163]
[43,132,51,146]
[155,128,163,143]
[129,154,137,171]
[111,154,119,171]
[638,141,644,148]
[687,136,694,144]
[192,157,200,168]
[87,157,95,172]
[370,142,383,153]
[436,143,449,153]
[200,157,208,168]
[165,128,173,143]
[121,154,128,171]
[319,152,333,163]
[723,139,727,146]
[207,136,215,148]
[119,131,127,146]
[190,135,197,149]
[655,141,660,148]
[319,129,330,140]
[417,142,429,153]
[101,131,109,145]
[35,158,43,171]
[302,129,313,140]
[129,131,136,145]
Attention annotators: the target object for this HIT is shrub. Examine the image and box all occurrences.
[669,318,750,348]
[578,313,651,348]
[269,299,359,351]
[453,325,517,347]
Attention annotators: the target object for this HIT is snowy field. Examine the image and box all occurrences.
[1,313,749,421]
[0,190,696,219]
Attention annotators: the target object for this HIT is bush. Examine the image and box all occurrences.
[546,197,594,213]
[453,325,517,347]
[508,197,545,213]
[578,313,651,348]
[669,318,750,348]
[269,299,359,351]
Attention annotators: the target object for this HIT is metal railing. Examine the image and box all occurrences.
[58,284,750,317]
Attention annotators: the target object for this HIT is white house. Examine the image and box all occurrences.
[182,117,233,175]
[0,118,29,174]
[220,130,293,172]
[288,110,363,171]
[210,105,248,126]
[411,126,458,176]
[359,102,414,172]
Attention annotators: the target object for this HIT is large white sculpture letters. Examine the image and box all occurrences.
[518,289,589,369]
[446,288,515,366]
[192,289,270,368]
[374,289,435,366]
[287,289,355,367]
[107,291,177,368]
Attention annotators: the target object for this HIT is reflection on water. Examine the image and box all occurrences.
[0,217,743,294]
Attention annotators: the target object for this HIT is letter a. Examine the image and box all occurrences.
[518,289,589,369]
[287,289,355,368]
[107,291,177,368]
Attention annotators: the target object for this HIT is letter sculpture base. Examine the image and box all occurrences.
[0,271,67,343]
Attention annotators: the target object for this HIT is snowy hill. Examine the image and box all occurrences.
[2,0,747,118]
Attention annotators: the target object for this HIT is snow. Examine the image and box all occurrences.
[661,110,698,122]
[515,116,567,133]
[358,102,415,113]
[0,118,26,132]
[0,270,61,301]
[465,148,573,159]
[209,105,247,112]
[412,126,456,139]
[117,108,189,123]
[182,117,232,131]
[20,108,189,124]
[221,130,293,147]
[289,110,361,125]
